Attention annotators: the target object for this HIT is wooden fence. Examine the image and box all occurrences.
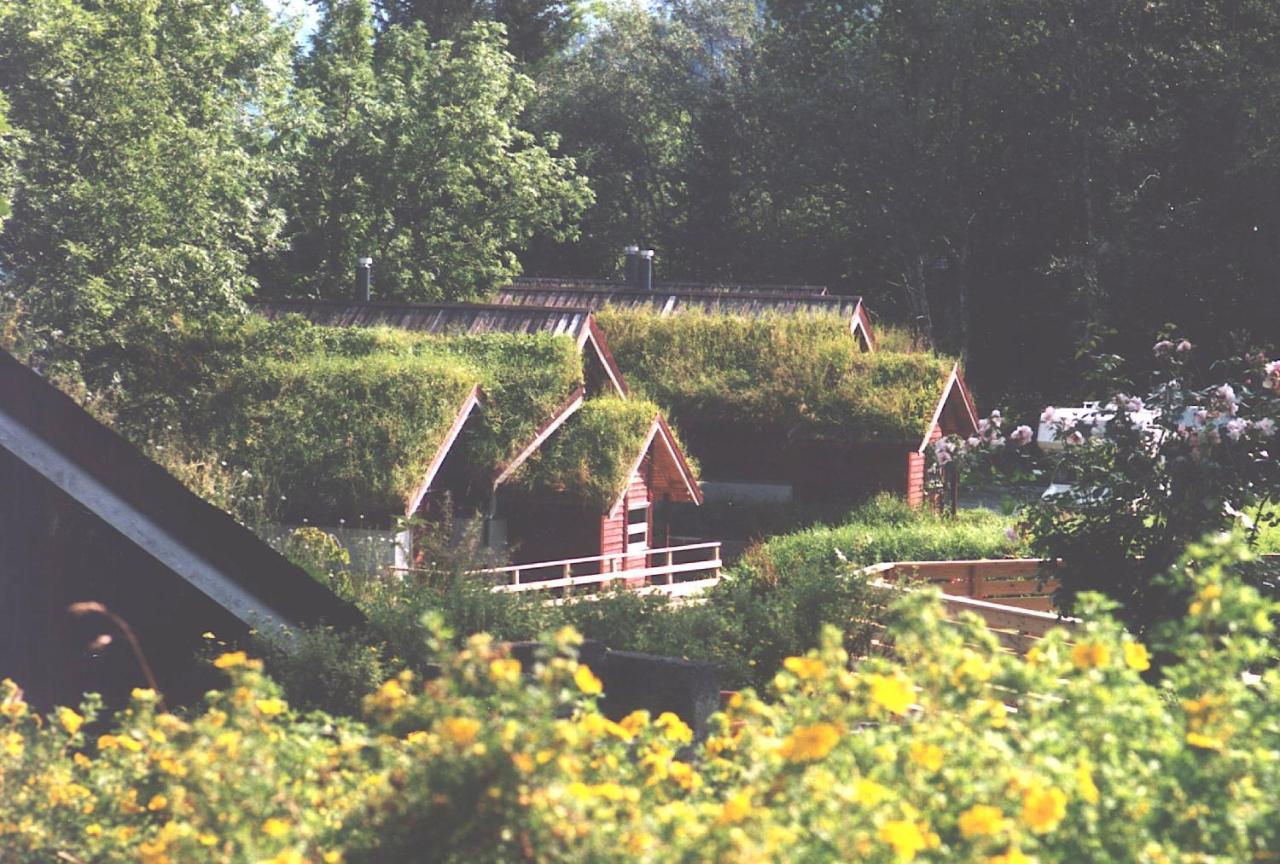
[470,542,722,596]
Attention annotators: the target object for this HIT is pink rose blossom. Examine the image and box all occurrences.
[1176,339,1193,353]
[1009,425,1033,447]
[1153,340,1174,356]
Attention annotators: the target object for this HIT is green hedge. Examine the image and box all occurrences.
[595,308,954,441]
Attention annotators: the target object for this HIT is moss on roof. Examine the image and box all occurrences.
[196,320,584,521]
[594,309,954,442]
[508,397,665,511]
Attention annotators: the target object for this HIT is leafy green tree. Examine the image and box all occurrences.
[0,0,298,392]
[265,1,590,301]
[374,0,584,66]
[0,93,15,232]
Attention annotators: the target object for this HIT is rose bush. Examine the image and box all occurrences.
[1,535,1276,862]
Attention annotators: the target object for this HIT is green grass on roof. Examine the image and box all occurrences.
[595,309,954,442]
[509,397,664,511]
[196,319,584,520]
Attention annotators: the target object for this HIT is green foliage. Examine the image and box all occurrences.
[597,308,954,441]
[4,535,1278,861]
[0,0,298,392]
[511,396,662,510]
[739,494,1023,581]
[375,0,585,66]
[0,91,15,230]
[265,3,591,301]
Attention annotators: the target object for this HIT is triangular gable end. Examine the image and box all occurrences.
[918,364,980,452]
[491,384,587,489]
[404,384,485,517]
[579,316,629,398]
[607,414,703,518]
[851,299,877,353]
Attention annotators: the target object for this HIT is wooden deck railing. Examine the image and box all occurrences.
[470,542,723,595]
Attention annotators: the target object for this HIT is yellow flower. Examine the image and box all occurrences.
[212,651,248,669]
[655,711,693,744]
[1123,642,1151,672]
[619,710,650,735]
[988,849,1033,864]
[778,723,840,763]
[1186,731,1224,751]
[868,674,915,715]
[1021,784,1067,832]
[574,665,603,695]
[58,707,84,736]
[783,656,827,680]
[958,804,1006,838]
[262,817,291,838]
[1070,641,1110,670]
[1199,583,1223,601]
[852,778,892,806]
[3,730,24,758]
[910,742,944,772]
[879,819,929,861]
[512,752,534,774]
[255,698,287,717]
[489,657,522,685]
[131,687,157,702]
[198,833,218,847]
[85,824,103,838]
[146,793,168,811]
[1075,761,1100,804]
[440,716,481,747]
[718,792,752,824]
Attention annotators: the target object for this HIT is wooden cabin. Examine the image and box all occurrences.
[0,349,359,709]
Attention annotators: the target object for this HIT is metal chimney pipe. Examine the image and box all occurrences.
[623,245,640,286]
[357,257,373,301]
[638,249,655,291]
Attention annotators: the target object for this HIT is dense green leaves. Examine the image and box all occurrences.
[263,1,591,302]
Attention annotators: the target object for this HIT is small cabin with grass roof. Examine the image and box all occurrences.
[593,308,978,509]
[201,315,705,578]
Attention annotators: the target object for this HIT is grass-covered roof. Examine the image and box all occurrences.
[195,319,584,521]
[507,397,666,511]
[595,309,955,442]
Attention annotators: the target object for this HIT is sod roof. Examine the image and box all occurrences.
[594,309,956,443]
[197,322,584,522]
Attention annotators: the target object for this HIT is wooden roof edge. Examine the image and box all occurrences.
[491,384,587,490]
[0,349,363,630]
[918,364,980,452]
[404,384,485,517]
[851,299,878,352]
[583,314,630,397]
[504,283,853,305]
[608,412,703,516]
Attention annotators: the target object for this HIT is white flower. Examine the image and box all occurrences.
[1040,406,1058,424]
[1176,339,1193,353]
[1153,340,1175,356]
[1066,431,1085,446]
[241,470,252,479]
[966,436,980,448]
[1224,418,1247,441]
[1009,425,1034,447]
[978,419,990,434]
[1214,384,1239,416]
[936,449,952,465]
[1251,418,1276,437]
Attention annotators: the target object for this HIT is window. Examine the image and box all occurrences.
[626,499,649,553]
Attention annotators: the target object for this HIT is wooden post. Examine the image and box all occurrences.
[663,549,674,585]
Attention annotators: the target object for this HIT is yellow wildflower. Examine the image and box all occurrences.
[146,794,168,811]
[1200,583,1223,601]
[619,710,650,735]
[212,651,248,669]
[718,792,752,825]
[1070,642,1110,670]
[868,673,915,715]
[1123,642,1151,672]
[852,778,893,806]
[440,716,481,747]
[131,687,157,702]
[668,760,702,791]
[988,849,1033,864]
[655,712,693,744]
[783,656,827,680]
[255,698,287,717]
[574,665,603,695]
[1021,784,1067,832]
[958,804,1006,838]
[262,817,291,838]
[1186,731,1224,751]
[910,741,944,772]
[489,657,522,685]
[85,824,103,838]
[778,723,840,763]
[198,833,218,847]
[3,730,24,758]
[512,752,534,774]
[58,707,84,736]
[1076,761,1100,804]
[879,819,929,861]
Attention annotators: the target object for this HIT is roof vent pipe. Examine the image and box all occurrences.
[638,249,655,291]
[357,257,373,301]
[623,245,640,286]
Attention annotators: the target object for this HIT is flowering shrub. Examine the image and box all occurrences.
[928,340,1279,632]
[2,536,1277,862]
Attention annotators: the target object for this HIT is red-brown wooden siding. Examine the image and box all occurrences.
[905,451,926,508]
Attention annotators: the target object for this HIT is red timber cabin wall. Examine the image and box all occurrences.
[906,423,944,508]
[600,454,655,588]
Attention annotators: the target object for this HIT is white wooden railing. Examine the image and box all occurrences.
[470,541,722,595]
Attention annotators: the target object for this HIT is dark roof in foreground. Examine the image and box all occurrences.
[0,348,361,630]
[254,298,594,338]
